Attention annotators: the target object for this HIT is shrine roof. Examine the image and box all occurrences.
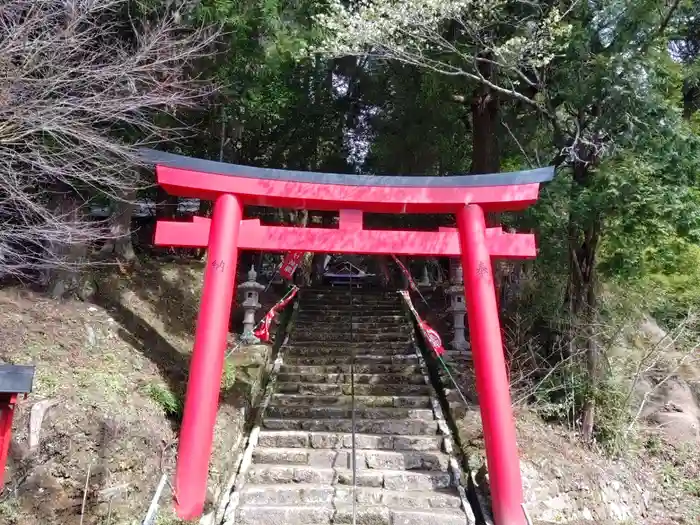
[140,149,553,188]
[141,149,555,213]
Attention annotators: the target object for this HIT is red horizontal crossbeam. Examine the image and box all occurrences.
[157,166,544,214]
[155,217,537,259]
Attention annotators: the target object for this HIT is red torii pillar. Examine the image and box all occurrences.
[457,205,523,524]
[174,194,243,513]
[144,149,554,524]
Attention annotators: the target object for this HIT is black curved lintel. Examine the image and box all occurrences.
[0,364,35,394]
[139,149,555,189]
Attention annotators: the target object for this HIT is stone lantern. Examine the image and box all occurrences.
[238,266,265,344]
[417,264,431,288]
[446,259,470,353]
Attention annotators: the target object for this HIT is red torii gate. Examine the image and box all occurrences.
[144,150,554,525]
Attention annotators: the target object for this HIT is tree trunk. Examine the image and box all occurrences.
[566,159,602,443]
[470,59,500,175]
[99,189,137,261]
[683,78,700,120]
[46,192,90,299]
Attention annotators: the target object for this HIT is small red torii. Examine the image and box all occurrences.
[144,149,554,525]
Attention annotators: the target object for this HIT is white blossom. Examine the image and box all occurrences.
[312,0,573,106]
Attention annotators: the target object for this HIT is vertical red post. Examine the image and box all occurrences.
[175,193,243,520]
[0,394,17,488]
[456,204,525,525]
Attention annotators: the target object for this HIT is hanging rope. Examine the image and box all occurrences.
[348,274,357,525]
[393,258,471,407]
[225,285,299,359]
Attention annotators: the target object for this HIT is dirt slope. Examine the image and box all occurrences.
[0,261,266,525]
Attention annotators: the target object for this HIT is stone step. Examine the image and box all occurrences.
[334,486,462,510]
[236,504,333,525]
[239,484,335,506]
[292,326,412,337]
[296,314,406,323]
[253,447,354,469]
[333,505,468,525]
[246,465,452,490]
[282,354,418,366]
[275,383,430,396]
[279,363,422,375]
[300,288,402,304]
[299,300,401,307]
[285,341,411,350]
[262,417,438,435]
[292,327,411,338]
[298,306,404,314]
[252,447,450,471]
[292,332,411,343]
[265,405,435,421]
[300,298,401,307]
[295,319,408,328]
[236,503,467,525]
[276,372,427,385]
[257,431,443,451]
[239,484,461,509]
[282,346,415,358]
[271,394,432,409]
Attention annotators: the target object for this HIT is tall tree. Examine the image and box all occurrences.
[312,0,700,440]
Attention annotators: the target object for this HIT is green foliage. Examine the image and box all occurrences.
[222,360,237,390]
[145,382,183,421]
[131,0,700,454]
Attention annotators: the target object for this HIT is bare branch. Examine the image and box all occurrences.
[0,0,219,280]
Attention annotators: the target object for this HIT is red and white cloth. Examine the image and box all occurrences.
[398,290,445,356]
[279,252,305,280]
[253,286,299,342]
[391,255,418,291]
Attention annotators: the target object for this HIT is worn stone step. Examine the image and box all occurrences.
[276,382,430,396]
[292,332,411,343]
[246,465,452,490]
[295,320,408,329]
[285,341,411,350]
[292,326,412,338]
[296,314,406,323]
[299,300,401,308]
[282,354,418,366]
[279,363,423,376]
[337,467,452,490]
[257,431,443,451]
[302,293,399,299]
[334,486,462,509]
[252,447,355,469]
[236,504,333,525]
[282,346,415,358]
[252,447,450,471]
[239,484,462,510]
[265,405,435,421]
[290,333,411,344]
[300,300,401,308]
[239,484,334,506]
[246,464,335,485]
[262,417,438,435]
[271,393,432,409]
[298,309,405,318]
[276,372,426,385]
[333,505,468,525]
[292,327,411,339]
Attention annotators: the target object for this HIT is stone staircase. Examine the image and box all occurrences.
[226,286,474,525]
